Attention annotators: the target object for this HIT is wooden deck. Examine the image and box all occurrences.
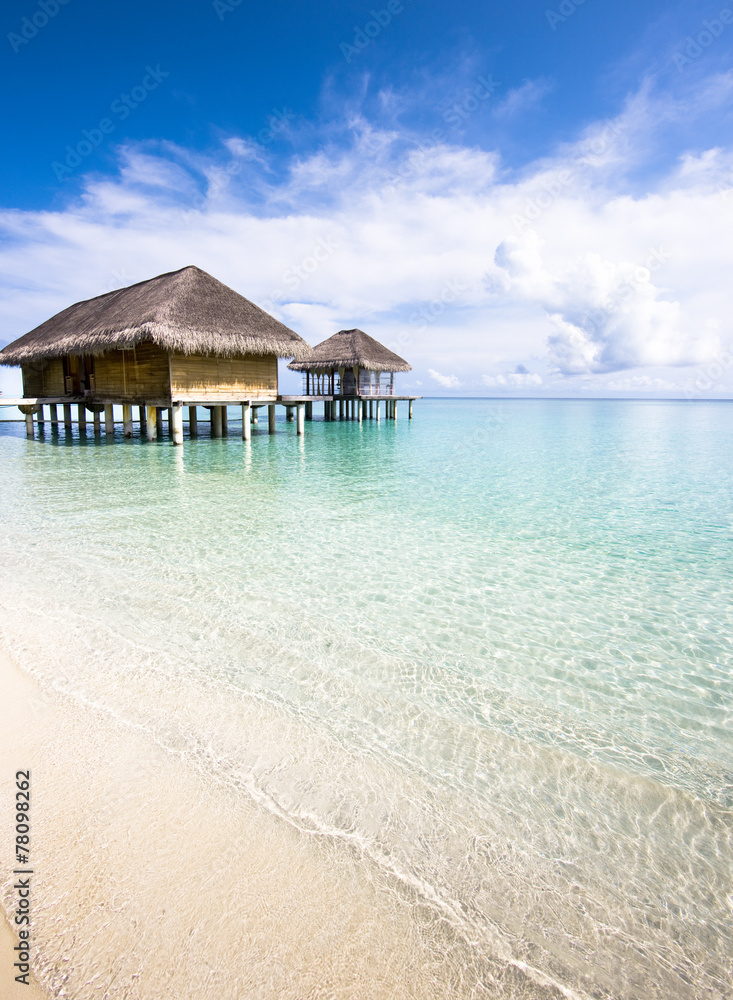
[1,394,420,443]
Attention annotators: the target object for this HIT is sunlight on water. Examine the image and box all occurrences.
[1,400,731,999]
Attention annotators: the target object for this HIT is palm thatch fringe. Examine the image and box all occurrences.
[288,329,411,373]
[0,266,310,365]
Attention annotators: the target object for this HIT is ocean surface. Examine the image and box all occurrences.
[1,398,731,999]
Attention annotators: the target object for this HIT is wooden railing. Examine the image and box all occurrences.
[300,376,396,396]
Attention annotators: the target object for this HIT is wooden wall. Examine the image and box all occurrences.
[169,352,278,400]
[20,345,279,402]
[94,343,171,402]
[22,358,65,397]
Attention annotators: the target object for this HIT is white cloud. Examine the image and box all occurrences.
[490,231,717,375]
[428,369,462,388]
[2,77,733,398]
[481,371,543,388]
[492,78,552,120]
[602,375,677,391]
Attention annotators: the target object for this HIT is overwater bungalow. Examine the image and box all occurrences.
[0,265,311,440]
[0,268,420,440]
[286,328,418,421]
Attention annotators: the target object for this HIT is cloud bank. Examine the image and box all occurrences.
[1,74,732,397]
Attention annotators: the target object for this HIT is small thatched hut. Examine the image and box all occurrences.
[0,265,309,403]
[0,265,311,441]
[1,274,420,437]
[287,328,411,397]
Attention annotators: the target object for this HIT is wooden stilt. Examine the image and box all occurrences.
[297,402,305,436]
[24,412,35,438]
[146,406,158,441]
[36,405,44,428]
[268,403,276,434]
[339,400,344,419]
[305,401,312,421]
[167,408,174,435]
[324,401,330,421]
[409,399,413,419]
[122,403,133,437]
[77,403,87,433]
[286,406,294,422]
[63,403,72,429]
[50,403,58,427]
[242,403,251,441]
[138,406,146,432]
[358,399,363,423]
[189,406,198,438]
[252,407,258,424]
[93,409,101,434]
[156,408,164,437]
[171,404,184,446]
[393,399,397,421]
[221,406,228,436]
[369,400,373,419]
[376,399,381,421]
[211,406,222,438]
[104,404,115,436]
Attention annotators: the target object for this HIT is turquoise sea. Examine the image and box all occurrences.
[1,399,731,999]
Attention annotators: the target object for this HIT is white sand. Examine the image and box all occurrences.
[0,646,492,1000]
[0,654,51,999]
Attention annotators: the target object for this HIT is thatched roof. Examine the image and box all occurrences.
[288,329,411,373]
[0,266,310,365]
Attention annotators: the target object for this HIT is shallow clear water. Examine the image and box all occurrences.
[1,399,731,999]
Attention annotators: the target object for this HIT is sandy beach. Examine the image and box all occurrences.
[1,399,730,1000]
[1,912,49,1000]
[0,645,506,1000]
[0,652,51,999]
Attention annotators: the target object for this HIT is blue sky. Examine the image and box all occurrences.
[2,0,733,396]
